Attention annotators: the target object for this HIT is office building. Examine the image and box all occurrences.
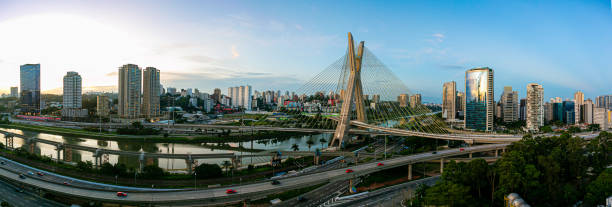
[464,67,494,131]
[553,102,564,122]
[410,94,421,108]
[563,101,575,125]
[456,92,465,118]
[97,95,110,117]
[442,81,457,119]
[525,83,544,132]
[398,94,409,107]
[20,64,41,114]
[500,86,519,123]
[10,87,18,98]
[583,99,594,124]
[372,94,380,103]
[118,64,141,118]
[142,67,161,118]
[63,72,82,109]
[519,99,526,121]
[574,91,584,123]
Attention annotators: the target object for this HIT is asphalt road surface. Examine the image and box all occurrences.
[0,179,66,207]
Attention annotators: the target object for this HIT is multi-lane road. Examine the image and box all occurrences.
[0,143,508,205]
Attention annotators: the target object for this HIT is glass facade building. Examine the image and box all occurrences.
[563,101,575,124]
[464,67,494,131]
[20,64,41,114]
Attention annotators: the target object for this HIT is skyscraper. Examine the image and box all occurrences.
[526,83,544,132]
[500,86,519,123]
[593,107,609,130]
[142,67,161,118]
[410,94,421,108]
[398,94,409,107]
[563,101,575,125]
[583,99,594,124]
[118,64,141,118]
[464,67,494,131]
[595,95,611,110]
[456,92,465,118]
[442,81,457,119]
[519,99,526,121]
[574,91,584,123]
[63,71,82,109]
[10,87,18,98]
[20,64,41,114]
[212,88,221,103]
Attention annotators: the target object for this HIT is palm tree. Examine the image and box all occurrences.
[306,139,315,152]
[291,144,299,152]
[221,161,232,175]
[319,138,327,149]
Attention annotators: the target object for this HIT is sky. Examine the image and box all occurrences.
[0,0,610,103]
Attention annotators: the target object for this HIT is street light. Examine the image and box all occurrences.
[194,172,197,190]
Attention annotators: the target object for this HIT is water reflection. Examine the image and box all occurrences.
[0,128,331,171]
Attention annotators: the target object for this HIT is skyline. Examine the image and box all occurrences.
[1,0,611,103]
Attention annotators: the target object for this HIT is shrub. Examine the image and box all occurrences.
[194,163,222,179]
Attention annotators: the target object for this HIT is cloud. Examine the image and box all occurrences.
[294,24,303,31]
[183,55,218,64]
[105,71,118,77]
[438,64,465,70]
[428,33,445,43]
[231,45,240,58]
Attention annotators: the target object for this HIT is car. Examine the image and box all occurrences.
[18,174,25,179]
[226,189,237,194]
[271,180,281,185]
[27,171,34,175]
[459,148,465,152]
[345,169,354,173]
[377,162,384,166]
[1,161,5,165]
[116,192,127,197]
[432,151,437,154]
[36,172,44,176]
[297,196,307,202]
[63,182,70,186]
[15,188,24,193]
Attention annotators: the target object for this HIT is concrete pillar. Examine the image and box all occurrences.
[187,155,193,175]
[139,152,145,173]
[495,149,498,158]
[408,164,412,180]
[469,153,472,158]
[349,179,353,193]
[440,158,444,174]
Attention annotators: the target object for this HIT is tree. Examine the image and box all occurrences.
[194,164,222,179]
[76,161,93,172]
[424,181,472,206]
[221,160,232,176]
[142,165,164,179]
[306,138,315,151]
[291,144,299,151]
[585,168,612,206]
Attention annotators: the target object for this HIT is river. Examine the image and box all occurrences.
[0,128,332,172]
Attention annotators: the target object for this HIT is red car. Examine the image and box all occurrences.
[63,182,70,186]
[345,169,354,173]
[459,148,465,152]
[36,172,44,176]
[377,162,384,166]
[116,192,127,197]
[226,189,237,194]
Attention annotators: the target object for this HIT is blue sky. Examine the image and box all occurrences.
[0,0,610,103]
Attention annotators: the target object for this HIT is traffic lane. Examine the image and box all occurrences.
[0,144,508,204]
[0,179,66,207]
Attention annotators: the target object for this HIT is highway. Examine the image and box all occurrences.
[0,143,508,205]
[0,179,66,207]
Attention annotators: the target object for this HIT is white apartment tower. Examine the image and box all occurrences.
[63,71,82,109]
[526,84,544,132]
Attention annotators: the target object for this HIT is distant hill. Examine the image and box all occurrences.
[42,86,117,95]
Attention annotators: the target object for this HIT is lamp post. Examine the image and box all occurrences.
[194,172,197,190]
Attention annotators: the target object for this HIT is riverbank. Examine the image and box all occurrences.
[0,122,316,144]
